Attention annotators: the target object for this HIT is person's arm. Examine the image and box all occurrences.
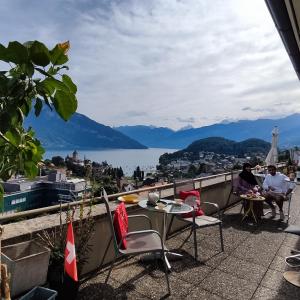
[236,177,253,194]
[262,176,269,191]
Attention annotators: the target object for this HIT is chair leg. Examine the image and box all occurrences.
[219,223,224,252]
[193,223,198,260]
[287,197,292,223]
[105,254,117,284]
[161,250,171,295]
[166,215,174,239]
[179,226,193,249]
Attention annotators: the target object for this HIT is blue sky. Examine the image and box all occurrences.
[1,0,300,129]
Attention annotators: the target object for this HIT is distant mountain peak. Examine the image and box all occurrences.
[178,124,194,131]
[115,114,300,149]
[24,110,147,150]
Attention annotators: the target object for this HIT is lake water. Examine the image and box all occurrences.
[45,148,177,176]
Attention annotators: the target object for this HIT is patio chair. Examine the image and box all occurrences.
[168,180,224,260]
[222,171,242,216]
[283,225,300,287]
[100,188,171,295]
[263,180,296,223]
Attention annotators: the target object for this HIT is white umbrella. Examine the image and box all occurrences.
[265,126,279,165]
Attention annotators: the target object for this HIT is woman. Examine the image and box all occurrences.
[236,163,263,218]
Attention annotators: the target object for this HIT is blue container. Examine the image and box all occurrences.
[19,287,57,300]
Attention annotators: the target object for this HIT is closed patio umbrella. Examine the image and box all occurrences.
[265,126,279,165]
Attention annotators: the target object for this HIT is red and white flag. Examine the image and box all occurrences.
[64,222,78,282]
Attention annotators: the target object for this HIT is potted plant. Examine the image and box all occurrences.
[38,197,95,299]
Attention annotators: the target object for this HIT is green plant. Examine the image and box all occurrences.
[38,194,95,278]
[0,40,77,199]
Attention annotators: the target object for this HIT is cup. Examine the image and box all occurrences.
[148,192,159,205]
[175,199,183,205]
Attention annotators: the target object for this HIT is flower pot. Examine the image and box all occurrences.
[19,286,57,300]
[1,240,50,298]
[47,265,79,300]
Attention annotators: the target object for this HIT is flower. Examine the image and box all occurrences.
[58,41,70,54]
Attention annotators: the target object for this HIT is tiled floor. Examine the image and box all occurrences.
[79,189,300,299]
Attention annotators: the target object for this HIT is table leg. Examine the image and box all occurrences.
[242,200,257,223]
[140,210,184,271]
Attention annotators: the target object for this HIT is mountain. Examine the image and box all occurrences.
[24,109,147,150]
[115,114,300,149]
[115,125,175,148]
[159,137,270,165]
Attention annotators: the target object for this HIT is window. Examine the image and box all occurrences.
[11,197,26,205]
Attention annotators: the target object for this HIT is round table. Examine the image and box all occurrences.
[138,199,193,270]
[240,194,265,223]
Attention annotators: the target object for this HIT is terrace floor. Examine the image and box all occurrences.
[79,188,300,300]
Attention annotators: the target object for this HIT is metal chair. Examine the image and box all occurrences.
[263,180,296,223]
[168,180,224,260]
[100,188,171,295]
[283,225,300,287]
[222,171,241,216]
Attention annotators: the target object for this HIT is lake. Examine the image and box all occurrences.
[45,148,177,176]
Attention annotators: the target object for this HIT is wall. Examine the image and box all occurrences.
[2,174,237,277]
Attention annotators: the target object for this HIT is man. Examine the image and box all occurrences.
[263,165,293,221]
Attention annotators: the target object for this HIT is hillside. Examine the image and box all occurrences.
[159,137,270,165]
[115,114,300,149]
[24,109,147,150]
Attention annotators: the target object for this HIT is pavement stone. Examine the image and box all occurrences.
[252,286,295,300]
[199,269,257,300]
[261,268,300,299]
[217,255,267,284]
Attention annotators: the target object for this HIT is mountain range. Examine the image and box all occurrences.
[116,114,300,149]
[24,109,147,150]
[24,110,300,150]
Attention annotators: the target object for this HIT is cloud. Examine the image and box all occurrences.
[0,0,299,129]
[176,117,196,123]
[241,107,276,113]
[121,111,149,118]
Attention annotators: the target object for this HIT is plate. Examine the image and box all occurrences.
[155,205,167,211]
[117,194,139,204]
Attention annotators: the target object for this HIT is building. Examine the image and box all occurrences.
[2,170,88,214]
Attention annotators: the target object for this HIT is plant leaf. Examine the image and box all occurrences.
[34,98,43,116]
[52,90,77,121]
[0,44,8,62]
[49,44,68,66]
[62,74,77,94]
[6,41,29,64]
[29,41,50,67]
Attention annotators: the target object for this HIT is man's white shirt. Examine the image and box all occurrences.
[263,172,290,194]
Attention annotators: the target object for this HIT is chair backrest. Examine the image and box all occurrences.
[102,188,119,252]
[174,179,196,198]
[231,171,240,194]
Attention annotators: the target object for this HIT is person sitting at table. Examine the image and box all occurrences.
[262,165,293,221]
[236,163,263,218]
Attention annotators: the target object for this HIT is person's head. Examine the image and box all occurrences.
[289,172,296,181]
[242,163,252,173]
[267,165,277,176]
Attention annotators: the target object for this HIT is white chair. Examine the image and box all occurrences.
[168,180,224,260]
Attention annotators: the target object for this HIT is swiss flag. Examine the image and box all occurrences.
[64,222,78,282]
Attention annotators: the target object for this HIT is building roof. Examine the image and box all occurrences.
[265,0,300,79]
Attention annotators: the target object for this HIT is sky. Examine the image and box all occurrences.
[1,0,300,130]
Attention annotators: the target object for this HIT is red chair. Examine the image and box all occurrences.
[101,189,171,295]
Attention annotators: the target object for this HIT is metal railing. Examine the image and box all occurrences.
[0,162,286,223]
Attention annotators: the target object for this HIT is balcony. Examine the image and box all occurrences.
[1,167,299,299]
